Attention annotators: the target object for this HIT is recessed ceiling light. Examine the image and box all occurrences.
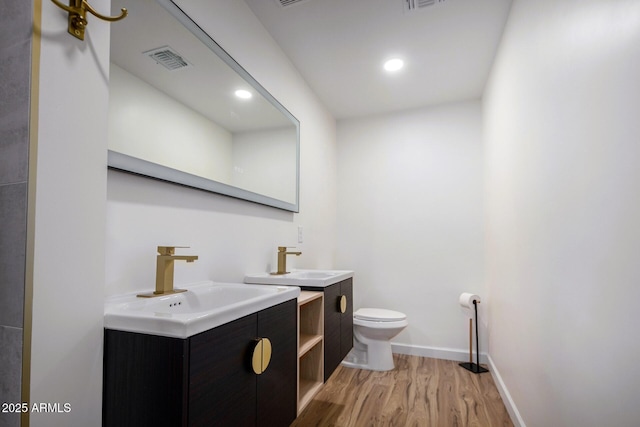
[383,58,404,72]
[235,89,252,99]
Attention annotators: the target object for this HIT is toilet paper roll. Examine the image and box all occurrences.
[459,293,481,309]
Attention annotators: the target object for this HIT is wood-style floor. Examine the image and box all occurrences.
[291,354,513,427]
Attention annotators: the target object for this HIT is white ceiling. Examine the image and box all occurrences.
[245,0,513,119]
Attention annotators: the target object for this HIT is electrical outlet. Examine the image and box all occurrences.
[297,226,303,243]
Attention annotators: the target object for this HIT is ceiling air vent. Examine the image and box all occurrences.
[404,0,446,12]
[275,0,310,8]
[144,46,191,71]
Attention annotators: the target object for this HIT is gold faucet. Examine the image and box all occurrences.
[137,246,198,298]
[271,246,301,275]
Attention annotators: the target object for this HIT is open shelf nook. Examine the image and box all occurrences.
[297,291,324,414]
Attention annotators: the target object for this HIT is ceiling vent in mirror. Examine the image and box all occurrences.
[275,0,311,8]
[144,46,192,71]
[404,0,446,12]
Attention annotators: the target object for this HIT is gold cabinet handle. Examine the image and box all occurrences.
[251,338,272,375]
[338,295,347,314]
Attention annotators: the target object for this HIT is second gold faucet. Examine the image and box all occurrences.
[272,246,301,275]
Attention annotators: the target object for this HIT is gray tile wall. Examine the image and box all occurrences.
[0,0,32,426]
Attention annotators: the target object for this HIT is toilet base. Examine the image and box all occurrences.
[341,340,396,371]
[341,347,367,369]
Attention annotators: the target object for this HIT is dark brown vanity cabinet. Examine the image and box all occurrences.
[301,278,353,381]
[103,299,297,427]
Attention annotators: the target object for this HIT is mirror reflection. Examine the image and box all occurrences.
[108,0,299,211]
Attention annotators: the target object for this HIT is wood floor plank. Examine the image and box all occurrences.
[291,354,513,427]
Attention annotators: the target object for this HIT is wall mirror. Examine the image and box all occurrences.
[108,0,300,212]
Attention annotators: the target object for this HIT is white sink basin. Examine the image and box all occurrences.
[104,281,300,338]
[244,269,354,287]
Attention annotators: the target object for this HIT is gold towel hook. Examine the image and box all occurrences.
[50,0,127,41]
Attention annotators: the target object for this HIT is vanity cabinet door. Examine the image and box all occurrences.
[318,278,354,382]
[188,300,297,427]
[103,330,189,427]
[257,299,298,427]
[188,314,258,427]
[339,278,354,363]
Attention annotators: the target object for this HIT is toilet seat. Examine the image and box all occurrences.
[354,308,406,322]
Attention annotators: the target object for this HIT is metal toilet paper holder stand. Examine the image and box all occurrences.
[459,299,489,374]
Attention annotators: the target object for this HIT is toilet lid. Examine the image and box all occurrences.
[354,308,406,322]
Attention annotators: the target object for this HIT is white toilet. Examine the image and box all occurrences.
[341,308,408,371]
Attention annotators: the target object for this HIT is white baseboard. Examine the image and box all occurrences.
[390,343,524,427]
[487,354,526,427]
[391,342,489,364]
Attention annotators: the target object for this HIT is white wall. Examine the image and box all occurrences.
[483,1,640,426]
[336,101,485,358]
[106,0,337,297]
[29,0,110,425]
